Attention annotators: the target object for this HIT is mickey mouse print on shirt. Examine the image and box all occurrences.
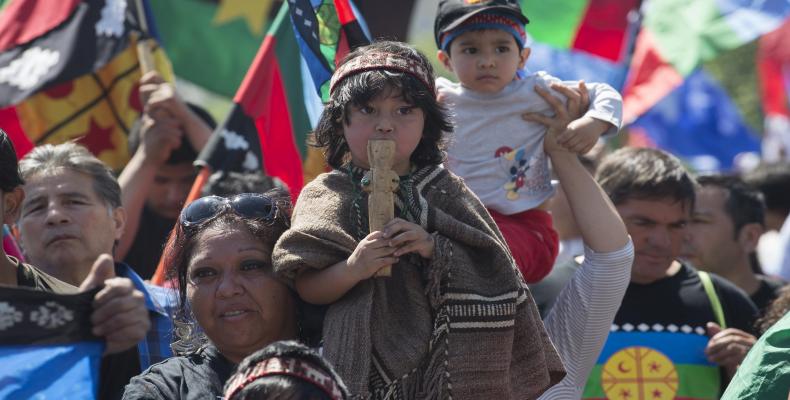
[495,145,551,201]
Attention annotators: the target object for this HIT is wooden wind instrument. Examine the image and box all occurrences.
[362,139,399,277]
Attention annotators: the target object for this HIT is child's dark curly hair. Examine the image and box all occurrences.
[311,40,452,170]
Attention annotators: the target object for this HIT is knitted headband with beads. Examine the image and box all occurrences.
[224,356,345,400]
[329,49,435,95]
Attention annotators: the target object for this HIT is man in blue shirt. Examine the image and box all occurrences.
[14,141,173,399]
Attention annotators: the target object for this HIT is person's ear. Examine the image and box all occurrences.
[518,47,531,70]
[737,222,763,253]
[2,187,24,225]
[111,206,127,241]
[437,50,453,72]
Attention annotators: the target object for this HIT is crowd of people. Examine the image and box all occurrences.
[2,0,790,399]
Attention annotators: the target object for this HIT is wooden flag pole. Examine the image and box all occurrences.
[362,139,399,277]
[136,38,156,74]
[134,0,156,74]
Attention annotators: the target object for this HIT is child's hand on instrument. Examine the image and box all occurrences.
[347,231,399,280]
[382,218,435,260]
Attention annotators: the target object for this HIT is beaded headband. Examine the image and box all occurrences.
[329,50,435,95]
[439,12,527,51]
[224,356,344,400]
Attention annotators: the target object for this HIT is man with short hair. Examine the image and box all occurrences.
[582,148,759,399]
[684,174,785,313]
[1,131,153,399]
[15,141,173,399]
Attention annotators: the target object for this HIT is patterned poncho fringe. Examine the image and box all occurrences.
[273,165,565,399]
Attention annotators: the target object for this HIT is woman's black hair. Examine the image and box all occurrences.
[311,40,452,170]
[224,340,349,400]
[163,188,294,353]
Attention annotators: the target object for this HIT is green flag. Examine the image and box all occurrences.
[149,0,274,96]
[721,311,790,399]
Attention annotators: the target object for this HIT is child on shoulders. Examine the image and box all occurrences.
[434,0,623,282]
[273,40,564,399]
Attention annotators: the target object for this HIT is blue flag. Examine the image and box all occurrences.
[630,68,760,171]
[0,286,103,399]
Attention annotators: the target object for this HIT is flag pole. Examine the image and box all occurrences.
[615,2,645,92]
[150,167,212,285]
[134,0,156,73]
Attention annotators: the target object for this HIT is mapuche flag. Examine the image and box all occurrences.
[0,0,173,170]
[197,0,369,198]
[583,327,722,400]
[0,286,103,399]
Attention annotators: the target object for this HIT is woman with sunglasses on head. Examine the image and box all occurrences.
[123,189,299,400]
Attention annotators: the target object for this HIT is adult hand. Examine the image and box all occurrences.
[560,116,608,154]
[346,231,399,280]
[79,254,151,355]
[548,81,593,151]
[522,82,587,155]
[382,218,435,260]
[138,71,166,109]
[138,113,183,165]
[551,81,608,155]
[140,71,190,122]
[146,81,190,121]
[139,71,212,152]
[705,322,756,376]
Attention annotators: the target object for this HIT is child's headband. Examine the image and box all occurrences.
[329,50,435,95]
[224,356,345,400]
[439,12,526,51]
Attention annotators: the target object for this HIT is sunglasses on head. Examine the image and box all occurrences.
[179,193,277,228]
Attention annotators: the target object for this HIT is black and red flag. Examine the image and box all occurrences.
[0,0,172,169]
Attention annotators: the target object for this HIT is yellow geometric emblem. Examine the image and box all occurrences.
[601,346,679,400]
[14,36,173,171]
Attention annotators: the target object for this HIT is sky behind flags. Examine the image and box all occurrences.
[0,0,173,170]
